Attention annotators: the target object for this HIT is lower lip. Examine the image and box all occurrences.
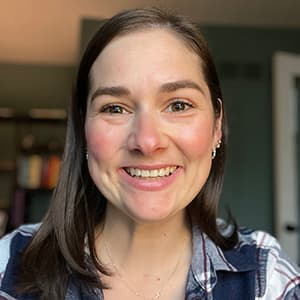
[119,167,182,191]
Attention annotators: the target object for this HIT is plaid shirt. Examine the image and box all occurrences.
[1,223,300,299]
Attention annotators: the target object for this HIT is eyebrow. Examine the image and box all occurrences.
[159,80,205,95]
[90,86,130,102]
[90,79,205,102]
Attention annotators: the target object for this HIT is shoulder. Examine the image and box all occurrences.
[237,227,281,253]
[238,228,300,299]
[0,224,40,285]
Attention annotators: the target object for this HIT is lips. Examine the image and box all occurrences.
[119,165,182,191]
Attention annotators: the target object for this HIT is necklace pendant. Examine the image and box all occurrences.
[153,292,160,300]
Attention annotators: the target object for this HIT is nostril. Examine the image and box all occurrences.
[126,115,167,155]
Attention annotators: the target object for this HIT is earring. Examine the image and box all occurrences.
[212,148,217,159]
[86,151,89,160]
[212,140,221,159]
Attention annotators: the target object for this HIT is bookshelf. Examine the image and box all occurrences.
[0,108,66,236]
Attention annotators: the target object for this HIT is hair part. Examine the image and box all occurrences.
[16,8,237,299]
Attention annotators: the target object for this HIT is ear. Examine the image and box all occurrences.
[213,98,223,145]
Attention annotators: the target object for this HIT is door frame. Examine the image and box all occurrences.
[273,52,300,262]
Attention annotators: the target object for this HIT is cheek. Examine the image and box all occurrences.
[85,120,122,162]
[175,117,214,158]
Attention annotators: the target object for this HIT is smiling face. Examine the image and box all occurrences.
[85,29,222,224]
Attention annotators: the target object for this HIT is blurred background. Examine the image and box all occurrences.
[0,0,300,261]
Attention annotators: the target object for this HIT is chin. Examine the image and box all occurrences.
[123,202,179,225]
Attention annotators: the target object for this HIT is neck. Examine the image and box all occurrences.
[95,204,192,276]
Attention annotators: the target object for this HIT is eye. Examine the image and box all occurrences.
[100,104,129,114]
[166,100,193,113]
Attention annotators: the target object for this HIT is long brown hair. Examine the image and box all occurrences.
[17,8,237,299]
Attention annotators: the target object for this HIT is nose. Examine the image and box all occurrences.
[127,111,168,156]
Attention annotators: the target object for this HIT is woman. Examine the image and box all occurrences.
[0,8,299,300]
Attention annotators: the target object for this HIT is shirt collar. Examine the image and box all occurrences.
[189,225,257,294]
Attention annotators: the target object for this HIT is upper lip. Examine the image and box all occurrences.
[121,164,180,170]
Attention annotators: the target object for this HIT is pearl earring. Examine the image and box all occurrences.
[212,140,221,159]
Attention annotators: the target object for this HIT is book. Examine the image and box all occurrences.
[0,209,8,237]
[28,155,43,189]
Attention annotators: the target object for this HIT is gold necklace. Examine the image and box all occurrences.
[103,239,183,300]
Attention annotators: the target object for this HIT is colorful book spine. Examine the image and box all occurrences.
[47,155,61,189]
[17,156,29,188]
[0,209,8,237]
[17,155,61,189]
[28,155,43,189]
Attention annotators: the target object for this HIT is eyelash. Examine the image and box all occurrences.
[99,99,193,115]
[100,104,130,114]
[165,100,193,113]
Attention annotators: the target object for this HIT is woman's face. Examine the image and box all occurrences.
[85,29,222,224]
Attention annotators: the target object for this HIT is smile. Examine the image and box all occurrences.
[124,166,178,178]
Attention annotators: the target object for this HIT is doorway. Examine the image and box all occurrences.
[273,52,300,263]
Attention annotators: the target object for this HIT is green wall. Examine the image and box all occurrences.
[0,63,74,112]
[202,27,300,232]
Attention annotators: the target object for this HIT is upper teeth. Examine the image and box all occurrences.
[125,166,177,177]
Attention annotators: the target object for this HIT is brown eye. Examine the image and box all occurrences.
[101,104,128,114]
[167,100,193,112]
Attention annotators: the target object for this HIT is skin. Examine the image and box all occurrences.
[85,29,222,299]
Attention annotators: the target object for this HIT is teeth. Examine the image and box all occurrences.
[125,166,178,178]
[150,170,158,177]
[142,170,149,177]
[166,167,170,176]
[129,168,135,176]
[159,168,165,176]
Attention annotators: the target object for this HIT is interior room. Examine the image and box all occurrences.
[1,0,300,262]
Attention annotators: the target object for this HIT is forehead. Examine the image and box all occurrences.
[89,29,206,92]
